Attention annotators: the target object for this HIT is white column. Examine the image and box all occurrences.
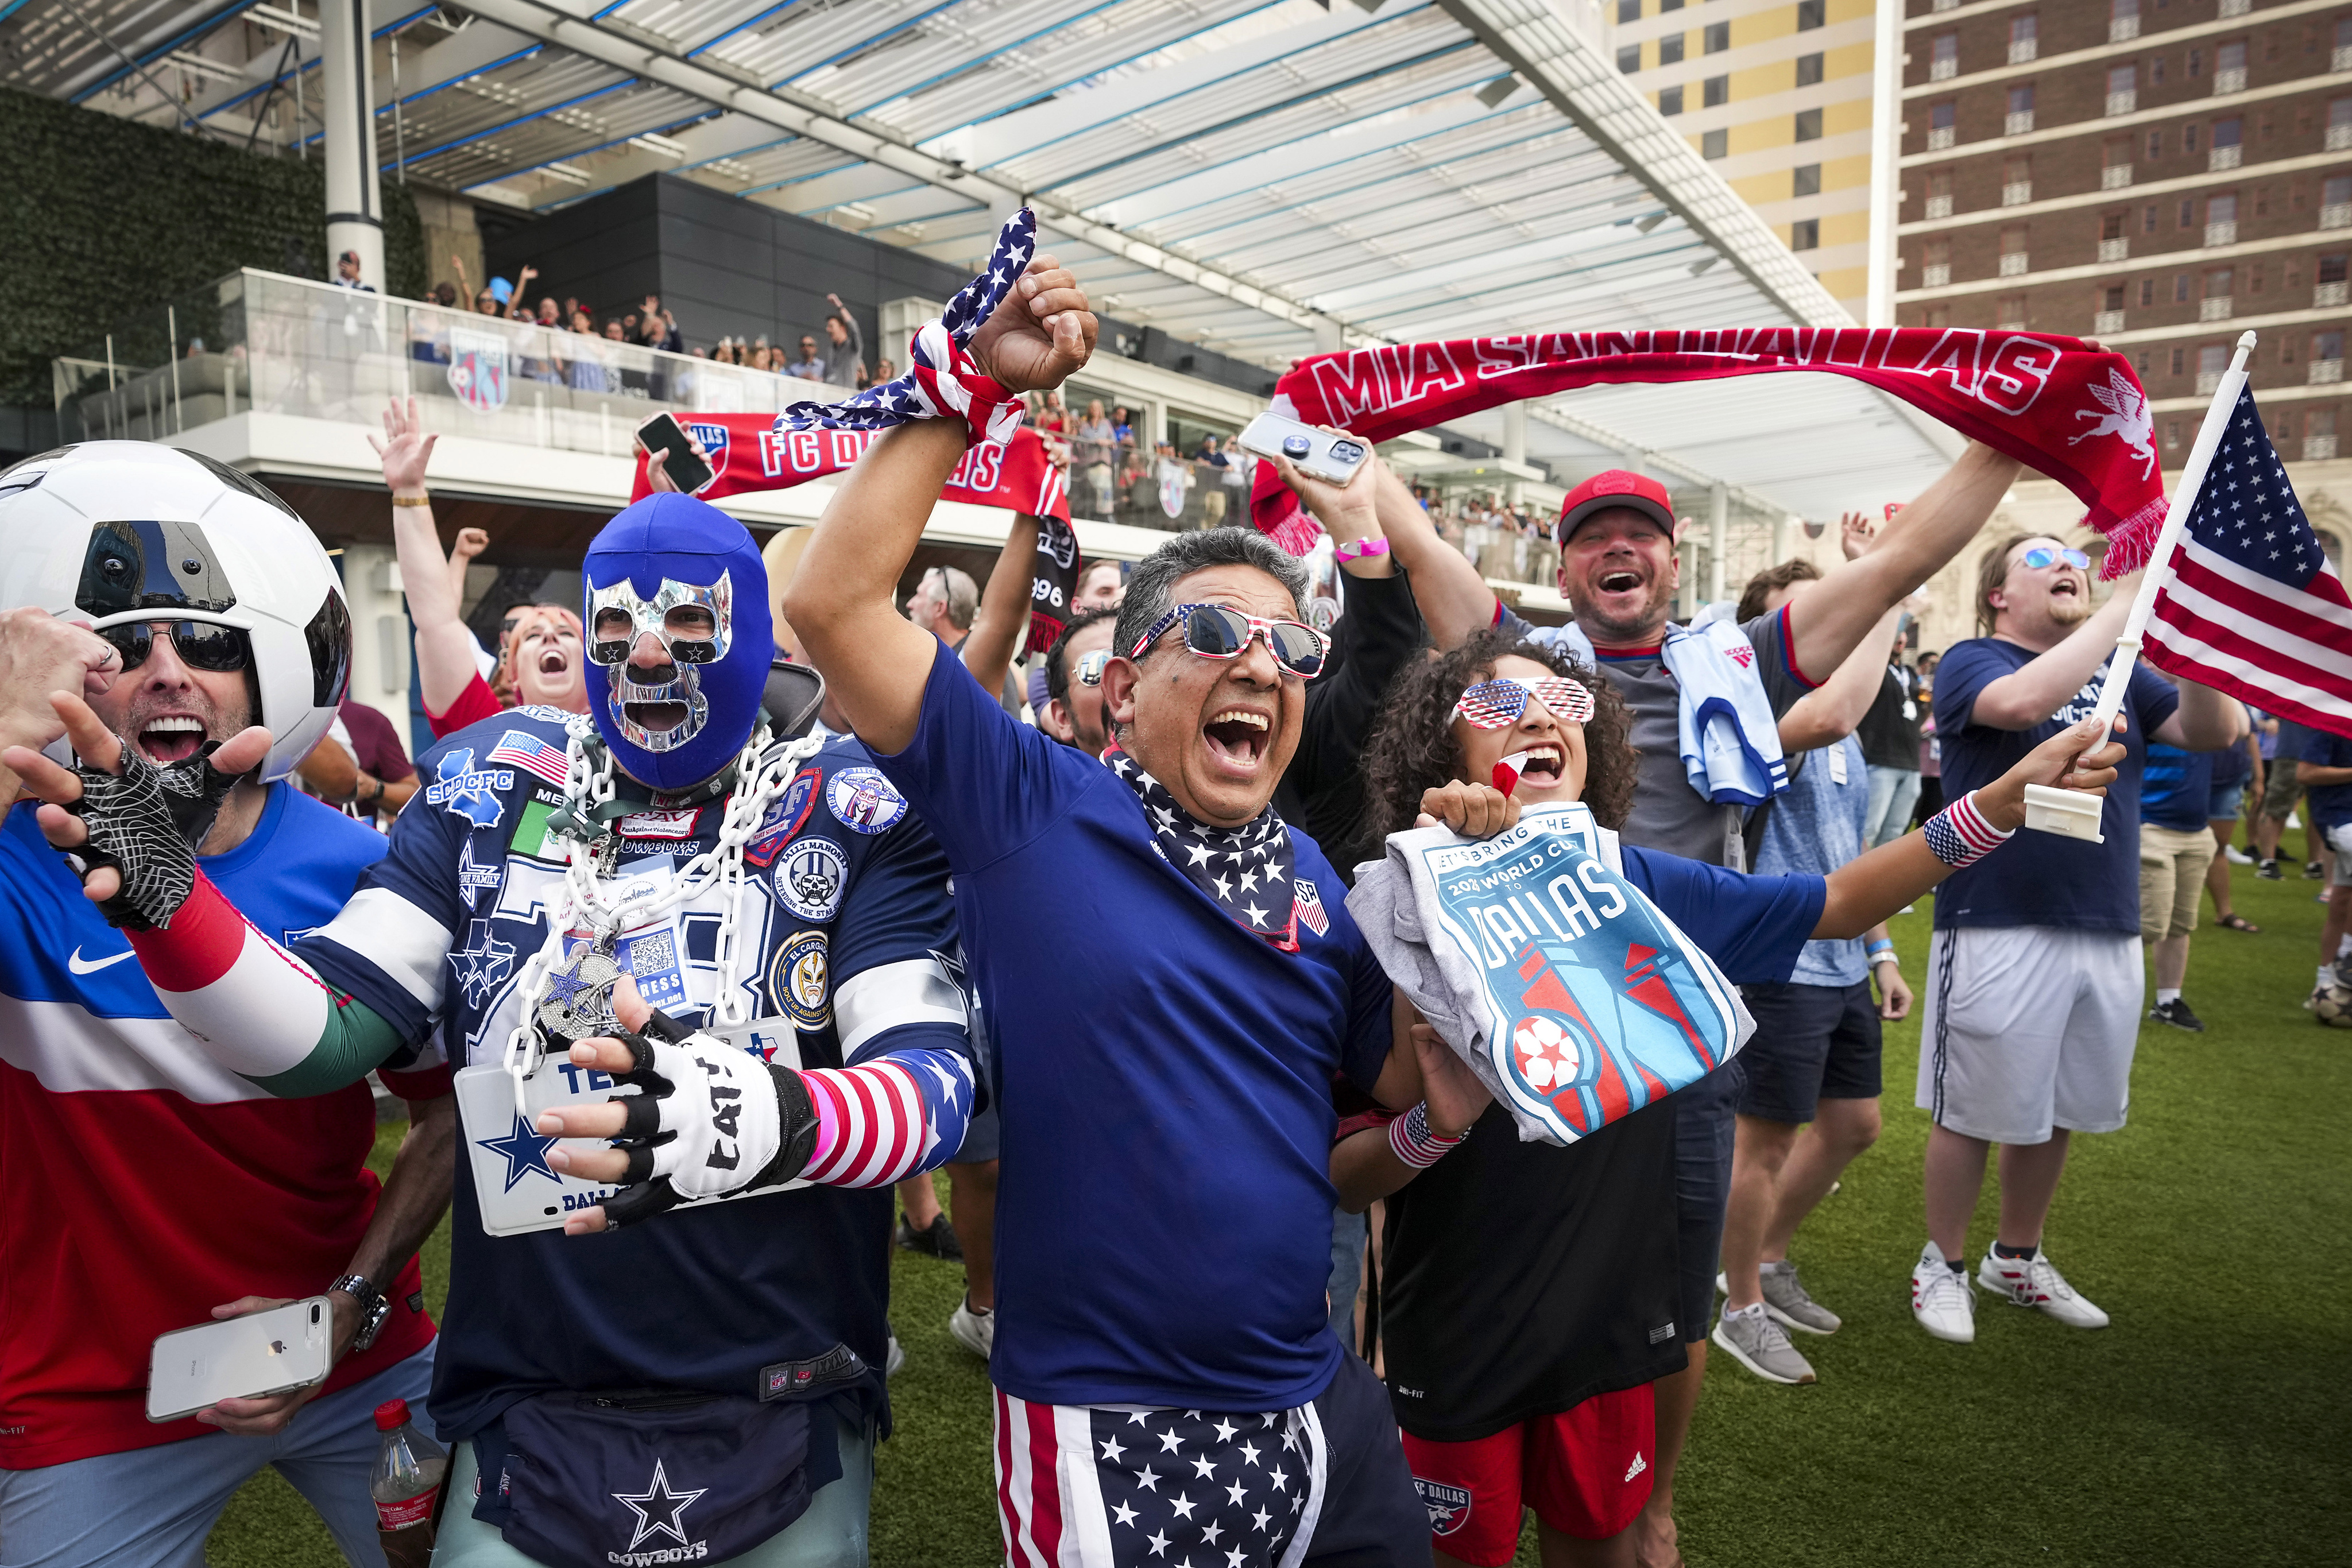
[1864,0,1904,327]
[340,545,412,742]
[321,0,385,292]
[1773,514,1794,563]
[1707,483,1729,605]
[1502,401,1528,506]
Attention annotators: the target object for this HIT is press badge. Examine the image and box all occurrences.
[456,1016,808,1237]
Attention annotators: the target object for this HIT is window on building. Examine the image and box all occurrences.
[2152,55,2165,85]
[1704,74,1730,107]
[2108,63,2137,98]
[2189,48,2202,78]
[2321,254,2350,287]
[2310,408,2339,458]
[1704,21,1730,53]
[2256,187,2269,216]
[1796,106,1823,141]
[2214,117,2242,148]
[2139,276,2156,306]
[2004,153,2032,185]
[2146,127,2163,159]
[1618,43,1642,73]
[1924,306,1951,330]
[1792,219,1820,250]
[2206,266,2234,297]
[1659,33,1685,65]
[2113,0,2140,28]
[2144,203,2158,233]
[2200,343,2229,381]
[2165,420,2182,450]
[2332,98,2352,144]
[1924,169,1952,216]
[1996,293,2028,328]
[2102,212,2126,241]
[2179,198,2195,227]
[2010,14,2037,50]
[2216,40,2246,76]
[1931,102,1955,134]
[1659,84,1685,115]
[1794,163,1821,197]
[2185,123,2200,153]
[2210,191,2238,224]
[2103,285,2126,312]
[1660,0,1683,10]
[2104,135,2133,170]
[2326,173,2352,209]
[2007,84,2035,116]
[2175,273,2191,302]
[1702,127,1728,158]
[1617,0,1640,21]
[2169,347,2185,375]
[1796,0,1824,30]
[2253,261,2265,292]
[1796,51,1824,87]
[1931,33,1959,78]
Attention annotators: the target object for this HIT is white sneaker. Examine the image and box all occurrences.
[885,1333,906,1377]
[1910,1241,1975,1344]
[2225,845,2255,865]
[948,1296,995,1360]
[1976,1248,2110,1329]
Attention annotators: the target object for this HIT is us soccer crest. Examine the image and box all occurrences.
[684,421,730,491]
[1401,803,1750,1146]
[447,327,510,415]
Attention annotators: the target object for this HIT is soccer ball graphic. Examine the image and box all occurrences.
[1512,1015,1584,1091]
[2314,983,2352,1027]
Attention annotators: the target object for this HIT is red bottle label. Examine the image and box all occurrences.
[376,1491,436,1530]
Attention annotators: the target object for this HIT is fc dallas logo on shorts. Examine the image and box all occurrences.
[1412,1476,1471,1535]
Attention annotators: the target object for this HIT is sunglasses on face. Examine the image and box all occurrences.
[101,621,251,674]
[1453,676,1595,730]
[1076,649,1111,687]
[1128,603,1328,680]
[2020,546,2091,572]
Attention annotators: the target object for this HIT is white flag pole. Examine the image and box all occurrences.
[2021,329,2257,842]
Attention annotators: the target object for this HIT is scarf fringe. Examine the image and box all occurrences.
[2095,494,2170,579]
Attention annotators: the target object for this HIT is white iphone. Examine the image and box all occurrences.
[1237,412,1372,486]
[146,1298,334,1423]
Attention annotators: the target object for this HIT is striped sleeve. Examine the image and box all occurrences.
[799,1040,973,1188]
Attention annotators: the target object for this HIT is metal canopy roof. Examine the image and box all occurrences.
[7,0,1964,520]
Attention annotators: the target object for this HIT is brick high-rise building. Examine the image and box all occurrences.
[1888,0,2350,601]
[1615,0,1883,320]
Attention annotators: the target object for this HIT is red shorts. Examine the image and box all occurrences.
[1401,1386,1655,1566]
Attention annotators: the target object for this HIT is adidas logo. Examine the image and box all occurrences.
[1624,1452,1648,1484]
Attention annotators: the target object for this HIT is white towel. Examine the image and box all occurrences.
[1348,803,1753,1147]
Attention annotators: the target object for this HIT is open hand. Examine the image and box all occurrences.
[1840,510,1875,561]
[536,975,658,1233]
[968,253,1097,394]
[0,608,121,761]
[195,1294,347,1434]
[370,397,437,495]
[1975,715,2126,831]
[2,692,271,902]
[1415,780,1520,839]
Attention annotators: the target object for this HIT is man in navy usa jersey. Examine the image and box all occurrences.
[15,490,976,1568]
[769,245,1431,1565]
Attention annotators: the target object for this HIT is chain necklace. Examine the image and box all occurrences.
[498,714,823,1113]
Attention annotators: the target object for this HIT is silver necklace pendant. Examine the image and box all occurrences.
[535,943,626,1044]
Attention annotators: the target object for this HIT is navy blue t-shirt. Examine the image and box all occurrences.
[2141,744,2215,832]
[1931,639,2180,935]
[871,640,1394,1411]
[2293,726,2352,832]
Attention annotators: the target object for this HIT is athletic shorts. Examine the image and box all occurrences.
[1918,926,2140,1144]
[2327,822,2352,888]
[2207,780,2247,823]
[2261,759,2303,820]
[1673,1057,1743,1347]
[2138,822,2219,942]
[954,1101,1001,1164]
[1400,1387,1655,1566]
[1734,979,1883,1125]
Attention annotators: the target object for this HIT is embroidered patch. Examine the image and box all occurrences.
[1413,1478,1472,1536]
[425,748,513,829]
[772,930,831,1032]
[772,837,848,923]
[825,765,907,834]
[485,729,572,789]
[457,839,502,901]
[619,806,700,840]
[745,769,821,869]
[508,797,565,863]
[1294,878,1329,937]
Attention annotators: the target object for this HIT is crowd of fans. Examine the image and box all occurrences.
[0,247,2292,1568]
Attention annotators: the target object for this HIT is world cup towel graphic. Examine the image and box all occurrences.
[1364,804,1753,1147]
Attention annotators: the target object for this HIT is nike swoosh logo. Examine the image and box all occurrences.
[67,947,137,975]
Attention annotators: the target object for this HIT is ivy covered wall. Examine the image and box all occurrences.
[0,87,425,407]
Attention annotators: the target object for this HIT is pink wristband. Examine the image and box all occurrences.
[1334,537,1390,563]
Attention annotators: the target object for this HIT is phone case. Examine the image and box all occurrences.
[1237,413,1368,486]
[146,1298,334,1423]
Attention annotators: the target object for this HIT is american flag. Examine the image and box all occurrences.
[777,208,1035,446]
[486,729,572,789]
[1085,1408,1312,1568]
[2141,388,2352,738]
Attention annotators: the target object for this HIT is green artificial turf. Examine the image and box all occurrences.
[208,865,2349,1566]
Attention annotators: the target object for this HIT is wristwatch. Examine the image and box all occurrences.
[330,1273,391,1352]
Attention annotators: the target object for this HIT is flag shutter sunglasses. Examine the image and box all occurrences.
[1128,603,1328,680]
[1453,676,1595,729]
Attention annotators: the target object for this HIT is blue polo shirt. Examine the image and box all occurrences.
[871,640,1393,1411]
[2141,745,2215,832]
[2294,726,2352,833]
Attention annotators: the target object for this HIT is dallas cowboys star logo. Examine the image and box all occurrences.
[613,1459,706,1552]
[457,839,501,901]
[448,919,515,1008]
[476,1113,559,1193]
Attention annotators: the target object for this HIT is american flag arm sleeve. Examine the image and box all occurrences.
[798,1035,973,1188]
[126,869,410,1094]
[1921,790,2013,869]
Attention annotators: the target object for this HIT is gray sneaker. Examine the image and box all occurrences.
[1712,1304,1816,1385]
[1758,1260,1842,1335]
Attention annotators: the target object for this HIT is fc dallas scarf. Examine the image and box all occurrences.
[1250,329,2167,578]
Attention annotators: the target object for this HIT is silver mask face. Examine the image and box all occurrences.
[586,570,733,753]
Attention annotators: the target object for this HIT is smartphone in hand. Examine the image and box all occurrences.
[636,412,715,494]
[1237,412,1371,487]
[147,1298,334,1423]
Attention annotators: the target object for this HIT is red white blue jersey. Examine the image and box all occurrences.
[0,787,440,1469]
[288,709,973,1439]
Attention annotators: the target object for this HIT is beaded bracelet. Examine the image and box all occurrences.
[1922,789,2013,870]
[1387,1102,1465,1169]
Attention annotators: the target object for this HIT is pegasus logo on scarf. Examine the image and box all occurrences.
[2068,368,2155,480]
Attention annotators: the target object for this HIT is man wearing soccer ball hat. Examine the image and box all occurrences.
[0,442,452,1564]
[11,482,980,1567]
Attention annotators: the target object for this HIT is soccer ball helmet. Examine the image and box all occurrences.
[0,443,350,783]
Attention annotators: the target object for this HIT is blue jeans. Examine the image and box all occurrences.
[1864,765,1923,848]
[1327,1206,1368,1354]
[0,1344,435,1568]
[1674,1057,1745,1344]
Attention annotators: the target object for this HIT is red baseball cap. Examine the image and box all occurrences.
[1556,470,1676,544]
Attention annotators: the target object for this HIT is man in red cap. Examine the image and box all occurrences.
[1504,443,2021,1567]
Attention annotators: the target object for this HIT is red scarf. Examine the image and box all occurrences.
[1249,328,2166,577]
[630,417,1082,652]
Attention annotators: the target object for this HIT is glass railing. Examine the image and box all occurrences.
[52,269,840,456]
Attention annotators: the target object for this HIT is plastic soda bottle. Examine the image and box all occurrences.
[371,1397,447,1568]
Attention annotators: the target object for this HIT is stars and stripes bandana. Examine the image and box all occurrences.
[769,205,1082,654]
[1107,750,1300,953]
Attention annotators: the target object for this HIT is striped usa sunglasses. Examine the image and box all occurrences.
[1453,676,1595,729]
